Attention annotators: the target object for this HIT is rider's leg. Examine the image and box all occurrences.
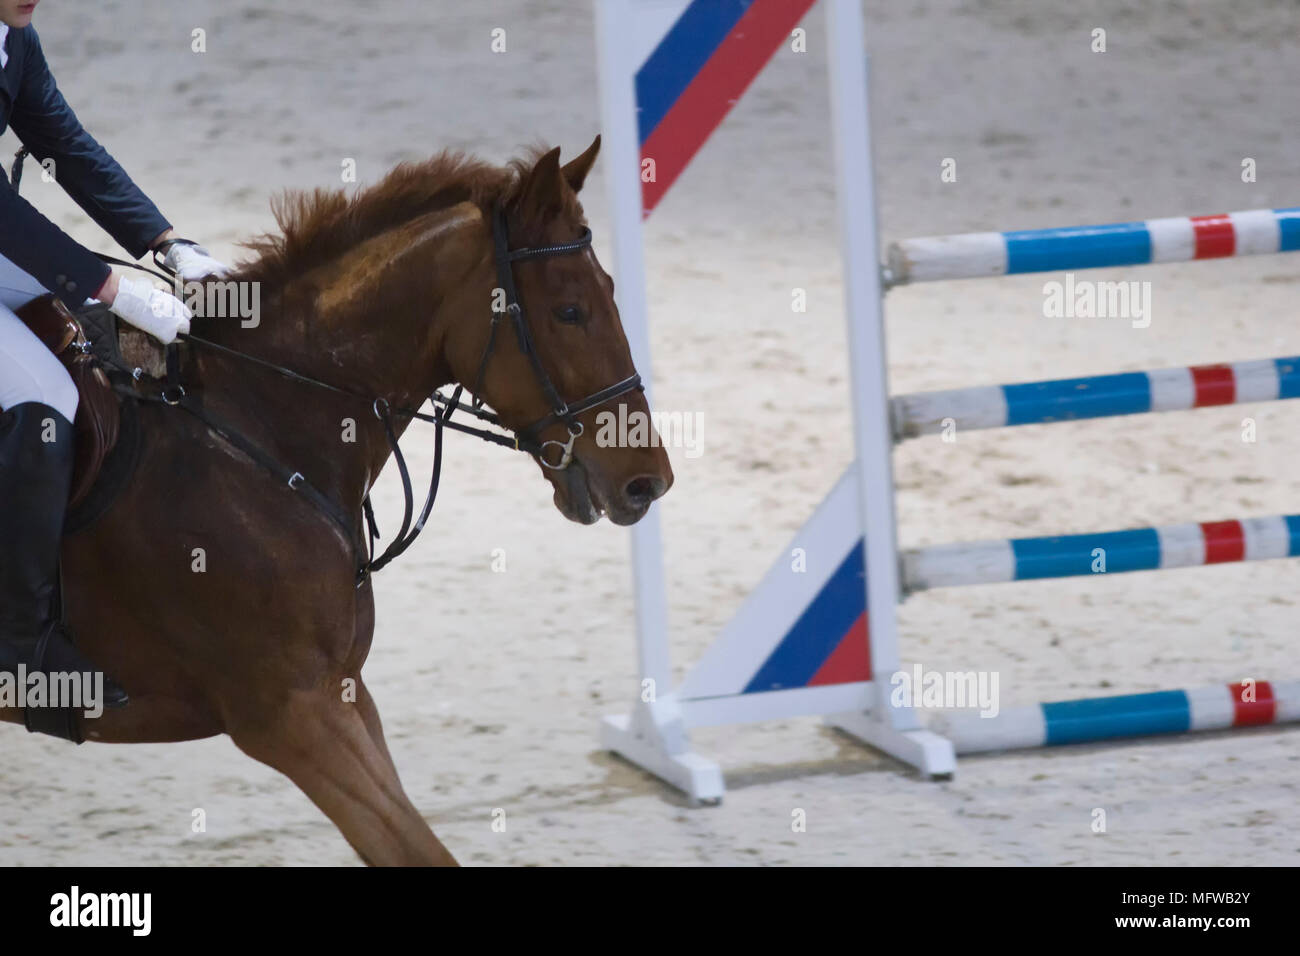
[0,257,129,727]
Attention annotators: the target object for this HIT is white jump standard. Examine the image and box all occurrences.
[596,0,1300,800]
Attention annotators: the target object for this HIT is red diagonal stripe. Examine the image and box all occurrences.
[807,611,871,686]
[640,0,818,216]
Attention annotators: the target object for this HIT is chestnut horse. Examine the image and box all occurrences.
[0,138,672,865]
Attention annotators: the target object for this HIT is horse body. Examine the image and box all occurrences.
[0,140,671,866]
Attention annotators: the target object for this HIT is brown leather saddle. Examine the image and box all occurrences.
[14,294,156,525]
[15,295,121,508]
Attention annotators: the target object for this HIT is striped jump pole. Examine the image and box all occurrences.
[891,356,1300,439]
[903,515,1300,591]
[930,680,1300,754]
[886,207,1300,285]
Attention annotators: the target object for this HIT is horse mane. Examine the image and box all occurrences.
[234,147,583,288]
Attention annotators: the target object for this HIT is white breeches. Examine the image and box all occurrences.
[0,252,79,421]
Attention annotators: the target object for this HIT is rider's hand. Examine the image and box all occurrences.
[107,275,192,345]
[164,241,231,281]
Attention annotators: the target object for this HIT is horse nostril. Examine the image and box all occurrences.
[623,475,668,506]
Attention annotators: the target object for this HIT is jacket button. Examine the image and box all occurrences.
[55,274,67,285]
[65,281,77,293]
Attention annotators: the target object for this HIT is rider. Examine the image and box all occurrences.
[0,0,229,724]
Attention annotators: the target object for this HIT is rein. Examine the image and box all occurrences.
[97,204,642,582]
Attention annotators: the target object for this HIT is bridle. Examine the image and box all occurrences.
[94,202,643,580]
[457,203,642,470]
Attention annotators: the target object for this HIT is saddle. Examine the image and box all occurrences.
[15,294,155,516]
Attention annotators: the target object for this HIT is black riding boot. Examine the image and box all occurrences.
[0,402,128,742]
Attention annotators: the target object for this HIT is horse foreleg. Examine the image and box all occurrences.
[352,677,398,766]
[228,690,458,866]
[349,678,428,825]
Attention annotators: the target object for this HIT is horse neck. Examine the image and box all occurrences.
[196,204,491,509]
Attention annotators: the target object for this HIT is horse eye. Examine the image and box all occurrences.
[554,305,584,324]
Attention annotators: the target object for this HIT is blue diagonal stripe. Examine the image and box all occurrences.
[742,541,866,694]
[634,0,753,145]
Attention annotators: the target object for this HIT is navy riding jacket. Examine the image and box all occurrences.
[1,26,170,308]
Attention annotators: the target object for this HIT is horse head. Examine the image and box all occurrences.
[440,138,673,526]
[230,137,673,527]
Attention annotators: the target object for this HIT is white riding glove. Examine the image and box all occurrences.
[163,241,231,280]
[109,275,193,345]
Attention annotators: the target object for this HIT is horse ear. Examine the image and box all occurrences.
[517,146,566,222]
[561,135,601,194]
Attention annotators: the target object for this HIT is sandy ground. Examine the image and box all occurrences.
[2,0,1300,865]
